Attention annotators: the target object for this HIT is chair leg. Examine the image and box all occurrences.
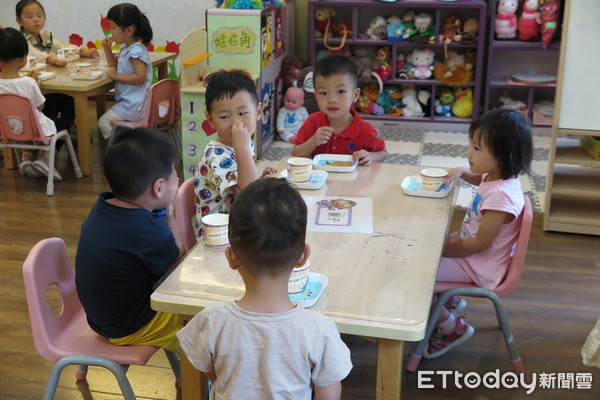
[165,349,181,387]
[63,136,82,178]
[46,141,56,196]
[75,365,88,380]
[486,292,525,374]
[44,355,136,400]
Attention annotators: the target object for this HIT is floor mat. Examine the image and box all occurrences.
[260,129,550,213]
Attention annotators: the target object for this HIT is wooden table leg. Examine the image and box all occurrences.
[73,93,93,176]
[3,148,18,169]
[179,315,208,400]
[95,94,107,118]
[376,339,403,400]
[156,62,168,80]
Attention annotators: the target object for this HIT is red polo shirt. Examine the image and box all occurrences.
[294,109,386,156]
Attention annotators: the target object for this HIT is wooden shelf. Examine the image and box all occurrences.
[491,40,560,50]
[551,165,600,198]
[546,194,600,235]
[554,139,600,167]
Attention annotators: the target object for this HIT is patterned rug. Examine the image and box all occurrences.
[260,129,550,213]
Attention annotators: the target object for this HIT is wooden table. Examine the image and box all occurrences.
[151,163,458,400]
[3,52,177,175]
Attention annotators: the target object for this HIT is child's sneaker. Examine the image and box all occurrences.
[20,159,42,178]
[32,159,62,181]
[423,316,474,359]
[445,295,467,316]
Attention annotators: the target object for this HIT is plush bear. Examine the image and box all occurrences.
[365,16,387,40]
[458,18,479,44]
[314,6,335,39]
[410,13,435,44]
[386,15,408,42]
[408,48,435,80]
[349,45,381,84]
[355,84,384,115]
[439,15,462,45]
[401,85,424,117]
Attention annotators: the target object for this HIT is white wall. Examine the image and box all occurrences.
[1,0,210,57]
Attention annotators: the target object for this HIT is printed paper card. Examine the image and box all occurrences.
[303,196,373,234]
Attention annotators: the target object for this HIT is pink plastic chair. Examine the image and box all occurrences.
[110,78,182,149]
[406,195,533,374]
[175,177,198,253]
[0,93,82,195]
[22,238,180,400]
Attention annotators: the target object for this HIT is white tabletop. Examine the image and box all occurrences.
[152,163,457,341]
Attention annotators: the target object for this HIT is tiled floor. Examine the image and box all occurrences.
[261,129,550,212]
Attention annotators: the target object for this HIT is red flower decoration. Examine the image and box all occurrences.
[145,43,155,51]
[69,34,83,47]
[165,41,180,55]
[87,41,97,49]
[100,15,111,32]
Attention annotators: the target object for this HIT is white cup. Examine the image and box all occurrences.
[287,157,313,183]
[288,259,310,294]
[202,213,229,248]
[420,168,448,191]
[74,62,92,77]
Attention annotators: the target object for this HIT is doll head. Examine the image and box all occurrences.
[283,87,304,111]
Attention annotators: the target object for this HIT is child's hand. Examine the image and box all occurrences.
[102,36,115,48]
[81,48,99,58]
[106,67,117,80]
[311,126,333,147]
[353,149,373,166]
[262,167,277,177]
[231,120,251,148]
[47,55,67,67]
[447,167,465,182]
[35,78,43,87]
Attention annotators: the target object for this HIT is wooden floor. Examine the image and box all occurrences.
[1,115,599,399]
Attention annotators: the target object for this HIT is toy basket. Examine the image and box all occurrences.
[532,110,553,126]
[579,135,600,161]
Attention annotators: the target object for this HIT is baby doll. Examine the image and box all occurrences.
[277,87,308,143]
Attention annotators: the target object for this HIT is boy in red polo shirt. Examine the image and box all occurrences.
[292,55,387,165]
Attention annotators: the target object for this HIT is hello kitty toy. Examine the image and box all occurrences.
[495,0,519,39]
[518,0,542,41]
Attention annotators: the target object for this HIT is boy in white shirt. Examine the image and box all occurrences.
[178,178,352,399]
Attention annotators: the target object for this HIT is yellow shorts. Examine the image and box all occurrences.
[109,311,180,352]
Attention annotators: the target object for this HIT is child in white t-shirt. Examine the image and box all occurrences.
[178,178,353,399]
[425,109,533,359]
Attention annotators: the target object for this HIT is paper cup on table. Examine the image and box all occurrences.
[74,62,92,77]
[288,260,310,294]
[26,56,37,70]
[420,168,448,191]
[202,213,229,248]
[287,157,313,183]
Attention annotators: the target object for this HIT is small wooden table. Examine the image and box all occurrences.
[151,163,457,400]
[3,52,177,175]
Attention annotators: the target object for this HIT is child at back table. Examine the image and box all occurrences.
[193,69,274,241]
[292,55,387,166]
[425,109,533,359]
[178,178,353,399]
[98,3,153,139]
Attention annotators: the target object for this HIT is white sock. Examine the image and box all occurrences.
[437,313,456,334]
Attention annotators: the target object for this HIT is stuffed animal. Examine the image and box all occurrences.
[386,15,408,42]
[374,46,392,80]
[349,45,381,84]
[541,0,559,48]
[401,11,416,40]
[435,88,454,117]
[458,18,479,44]
[293,67,319,114]
[518,0,542,41]
[365,16,387,40]
[452,87,473,118]
[409,48,435,80]
[277,87,308,143]
[410,13,435,44]
[355,83,384,115]
[495,0,519,39]
[439,15,462,59]
[433,51,473,86]
[396,53,412,79]
[401,85,423,117]
[314,6,335,39]
[418,89,431,117]
[377,87,404,117]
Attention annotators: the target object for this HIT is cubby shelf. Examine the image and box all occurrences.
[307,0,487,125]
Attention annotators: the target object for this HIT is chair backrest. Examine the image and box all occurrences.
[22,238,83,362]
[175,177,198,253]
[493,195,533,297]
[0,93,51,145]
[143,79,181,128]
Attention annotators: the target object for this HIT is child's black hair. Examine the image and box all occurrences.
[0,27,28,62]
[16,0,45,21]
[313,55,358,87]
[103,128,177,200]
[469,109,533,180]
[107,3,153,45]
[228,178,307,275]
[204,69,258,113]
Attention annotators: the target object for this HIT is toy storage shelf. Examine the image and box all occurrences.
[307,0,487,125]
[543,0,600,236]
[483,0,562,127]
